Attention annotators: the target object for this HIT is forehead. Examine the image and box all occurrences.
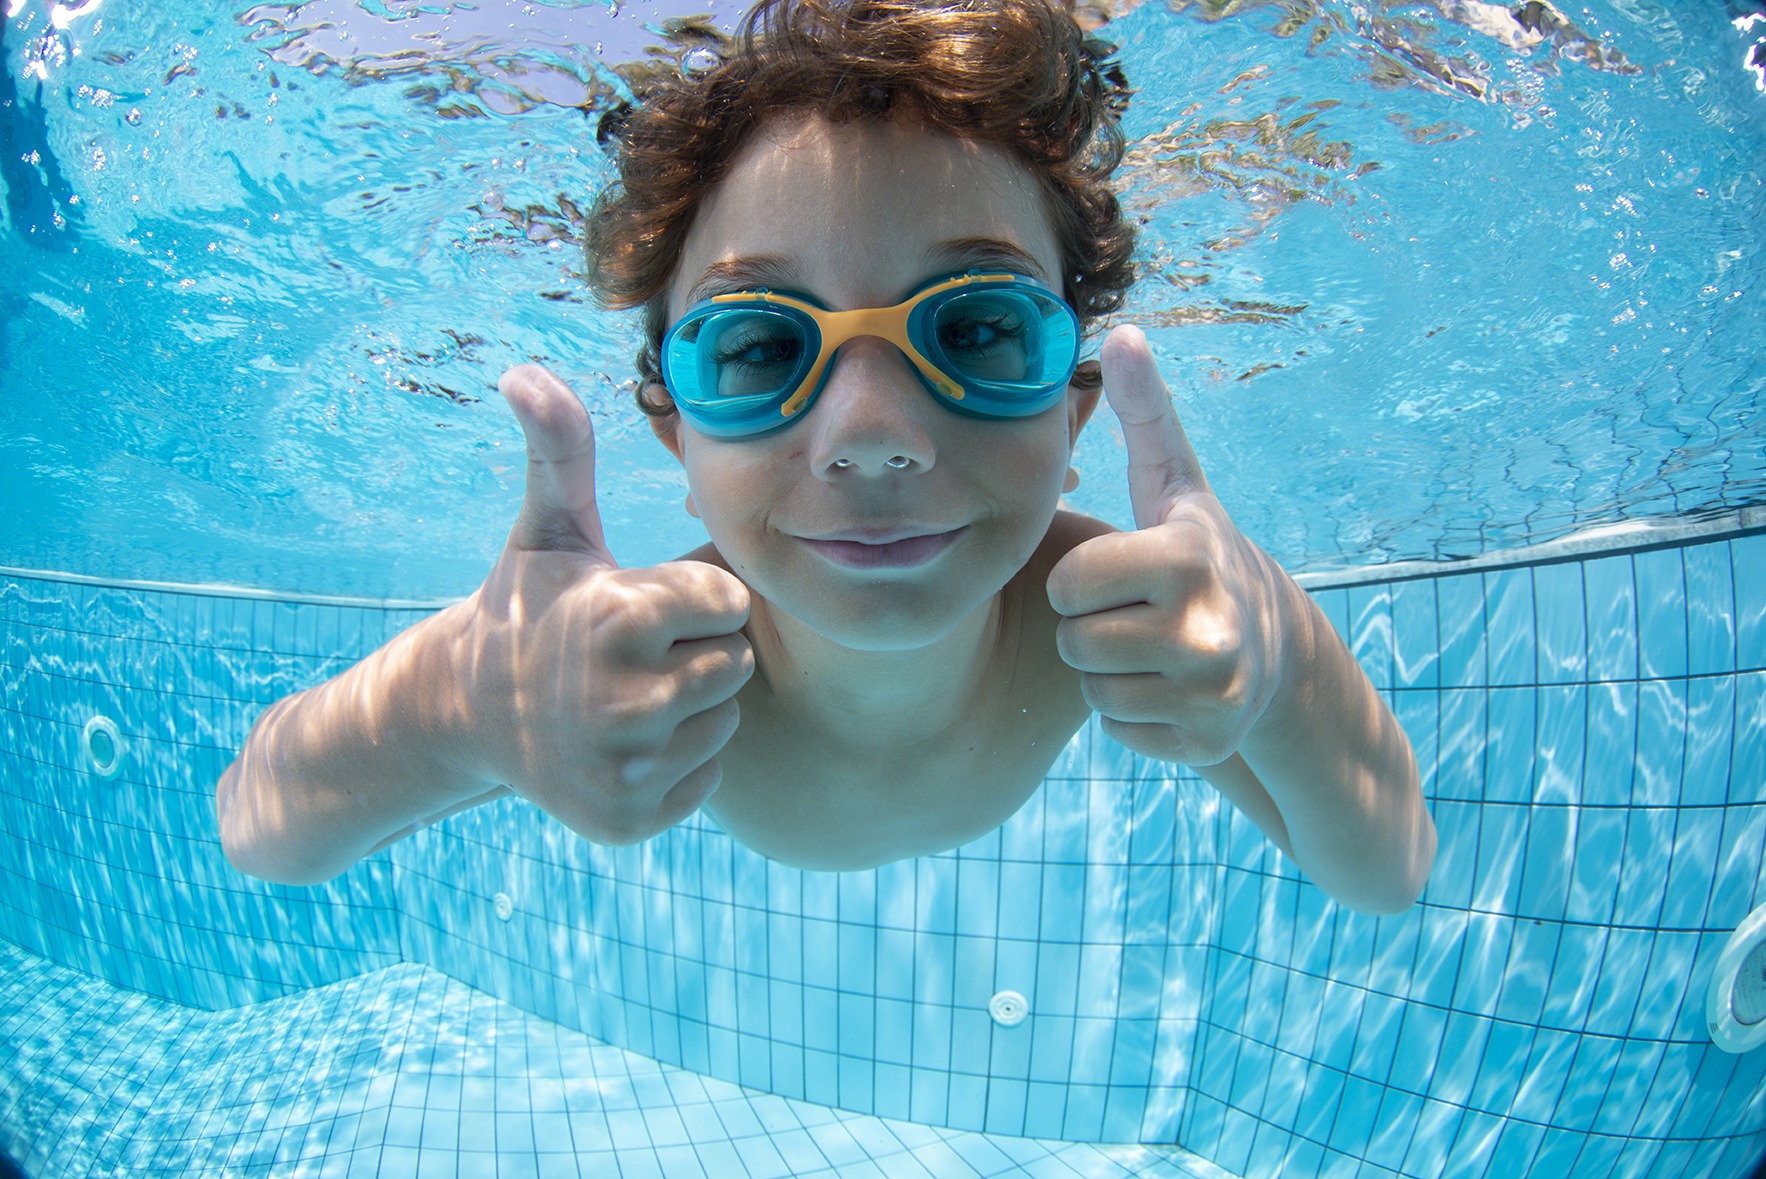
[670,115,1062,313]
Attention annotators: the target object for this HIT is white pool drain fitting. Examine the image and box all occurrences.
[493,893,514,922]
[82,716,123,780]
[1708,902,1766,1053]
[989,990,1028,1028]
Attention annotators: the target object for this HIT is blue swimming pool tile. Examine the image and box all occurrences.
[950,938,996,1013]
[1683,541,1737,676]
[1614,808,1676,928]
[1707,805,1766,928]
[1566,808,1627,926]
[1734,672,1766,805]
[1702,1051,1766,1150]
[1682,675,1735,809]
[1735,533,1766,670]
[1448,910,1518,1023]
[1348,585,1395,691]
[1584,925,1654,1040]
[1385,1001,1444,1097]
[1471,803,1529,915]
[1660,811,1716,931]
[1243,960,1285,1051]
[1526,561,1582,688]
[1633,550,1689,683]
[1585,555,1640,684]
[1172,1090,1225,1164]
[1583,681,1638,806]
[1363,910,1419,1002]
[1593,1038,1668,1139]
[1238,1118,1294,1178]
[1427,1011,1491,1108]
[1318,1072,1380,1159]
[1347,992,1405,1085]
[1258,1045,1309,1134]
[871,862,913,934]
[1481,687,1537,805]
[1515,805,1575,923]
[1479,569,1531,689]
[1709,1136,1766,1179]
[1434,689,1487,803]
[1227,1035,1276,1118]
[953,861,1000,942]
[1634,679,1688,809]
[1636,931,1703,1044]
[1387,579,1440,689]
[1436,574,1489,689]
[995,862,1044,944]
[1508,1024,1577,1126]
[1468,1017,1538,1117]
[1494,919,1557,1026]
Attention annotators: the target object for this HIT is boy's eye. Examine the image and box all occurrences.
[707,313,806,398]
[936,301,1032,382]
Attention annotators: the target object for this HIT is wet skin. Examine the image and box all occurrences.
[218,114,1433,911]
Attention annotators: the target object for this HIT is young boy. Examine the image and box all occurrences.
[217,0,1435,913]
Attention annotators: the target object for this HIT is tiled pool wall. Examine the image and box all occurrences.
[2,525,1765,1178]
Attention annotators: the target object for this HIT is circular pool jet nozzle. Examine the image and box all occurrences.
[1708,902,1766,1054]
[82,715,123,780]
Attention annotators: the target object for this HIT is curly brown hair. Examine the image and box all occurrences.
[584,0,1137,417]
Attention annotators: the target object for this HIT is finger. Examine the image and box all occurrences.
[1055,605,1171,674]
[1096,716,1232,767]
[656,756,725,827]
[657,561,752,642]
[1046,529,1207,617]
[500,364,611,560]
[1101,325,1211,529]
[618,697,741,793]
[659,632,756,717]
[1079,670,1186,724]
[588,563,751,659]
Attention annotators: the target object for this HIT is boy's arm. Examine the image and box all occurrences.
[217,366,753,886]
[216,600,506,886]
[1048,328,1435,915]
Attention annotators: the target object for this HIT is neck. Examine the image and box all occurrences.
[745,592,1010,751]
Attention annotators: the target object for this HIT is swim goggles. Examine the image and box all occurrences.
[659,271,1082,439]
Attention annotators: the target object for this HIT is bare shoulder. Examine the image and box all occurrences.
[1006,510,1121,634]
[1026,509,1119,575]
[675,542,733,572]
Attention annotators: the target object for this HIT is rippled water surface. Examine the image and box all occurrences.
[2,0,1762,596]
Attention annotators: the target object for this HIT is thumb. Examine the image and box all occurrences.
[499,364,613,563]
[1101,325,1211,530]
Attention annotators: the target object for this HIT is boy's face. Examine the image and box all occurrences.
[651,114,1097,651]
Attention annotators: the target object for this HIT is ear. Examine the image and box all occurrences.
[645,384,687,461]
[1066,362,1102,444]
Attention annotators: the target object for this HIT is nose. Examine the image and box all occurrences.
[805,337,937,478]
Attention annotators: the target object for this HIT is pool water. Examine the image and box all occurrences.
[2,0,1765,1176]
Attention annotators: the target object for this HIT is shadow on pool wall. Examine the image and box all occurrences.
[1,518,1765,1177]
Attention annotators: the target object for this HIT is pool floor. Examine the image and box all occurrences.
[0,941,1234,1179]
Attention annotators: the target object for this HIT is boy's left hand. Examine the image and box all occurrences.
[1046,324,1298,767]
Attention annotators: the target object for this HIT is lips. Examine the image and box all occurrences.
[799,527,966,570]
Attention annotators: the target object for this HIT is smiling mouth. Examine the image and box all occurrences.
[800,528,966,570]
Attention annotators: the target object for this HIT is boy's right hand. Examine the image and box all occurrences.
[450,364,754,845]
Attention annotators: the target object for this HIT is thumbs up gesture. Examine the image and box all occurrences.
[1047,327,1295,768]
[456,365,754,844]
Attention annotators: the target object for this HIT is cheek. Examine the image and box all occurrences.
[680,445,790,548]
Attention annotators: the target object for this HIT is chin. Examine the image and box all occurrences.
[784,595,990,651]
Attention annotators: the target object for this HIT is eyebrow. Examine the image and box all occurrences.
[922,237,1053,285]
[682,237,1054,308]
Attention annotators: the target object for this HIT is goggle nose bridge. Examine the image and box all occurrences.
[777,301,962,419]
